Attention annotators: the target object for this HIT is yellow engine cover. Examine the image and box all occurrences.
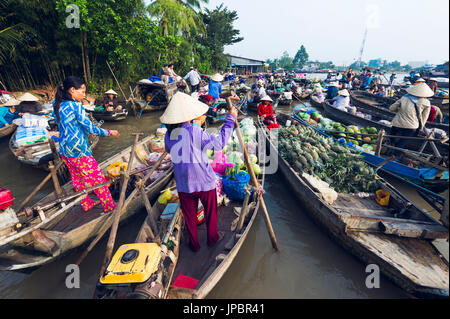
[100,243,161,285]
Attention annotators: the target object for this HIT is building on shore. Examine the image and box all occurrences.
[227,55,267,75]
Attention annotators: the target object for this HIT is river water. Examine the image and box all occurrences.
[0,93,447,299]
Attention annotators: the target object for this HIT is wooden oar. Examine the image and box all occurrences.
[75,151,168,267]
[97,133,142,278]
[224,95,279,250]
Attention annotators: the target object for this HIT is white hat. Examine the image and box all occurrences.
[18,92,39,102]
[338,89,349,97]
[0,97,20,107]
[429,78,438,82]
[211,73,224,82]
[406,83,434,98]
[414,78,426,83]
[260,96,273,102]
[257,80,264,86]
[160,92,209,124]
[105,89,118,95]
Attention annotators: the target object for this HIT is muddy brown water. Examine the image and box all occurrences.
[0,100,445,299]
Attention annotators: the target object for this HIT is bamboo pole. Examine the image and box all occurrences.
[98,133,142,278]
[375,129,385,156]
[224,96,279,250]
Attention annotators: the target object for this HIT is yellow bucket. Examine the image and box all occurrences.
[375,189,390,207]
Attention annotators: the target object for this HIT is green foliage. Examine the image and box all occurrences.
[293,45,309,69]
[0,0,241,92]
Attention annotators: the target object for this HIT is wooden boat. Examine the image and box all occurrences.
[0,136,174,271]
[87,104,129,122]
[9,115,100,172]
[309,95,325,110]
[0,123,17,139]
[130,79,179,115]
[94,120,265,299]
[206,95,247,124]
[322,101,449,157]
[350,91,449,132]
[258,115,449,298]
[292,112,449,194]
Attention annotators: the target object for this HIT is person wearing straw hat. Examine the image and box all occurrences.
[208,73,224,102]
[0,97,21,128]
[17,92,42,115]
[427,78,438,94]
[103,89,124,112]
[389,82,433,152]
[326,81,339,100]
[257,95,277,127]
[161,92,237,252]
[332,89,350,108]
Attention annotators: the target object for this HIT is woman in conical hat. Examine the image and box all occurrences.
[0,97,21,128]
[17,92,42,115]
[257,95,277,128]
[161,92,237,252]
[389,83,434,152]
[208,73,223,101]
[103,89,123,112]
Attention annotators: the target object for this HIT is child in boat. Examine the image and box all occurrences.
[161,92,237,252]
[54,76,120,214]
[0,97,21,128]
[258,96,278,128]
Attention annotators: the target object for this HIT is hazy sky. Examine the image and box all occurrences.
[146,0,449,66]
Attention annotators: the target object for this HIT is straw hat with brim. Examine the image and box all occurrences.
[406,83,434,98]
[1,97,20,107]
[430,78,438,82]
[338,89,349,97]
[211,73,224,82]
[260,96,273,102]
[160,92,209,124]
[18,92,39,102]
[415,78,426,83]
[105,89,118,95]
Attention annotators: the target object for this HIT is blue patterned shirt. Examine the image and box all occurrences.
[56,100,109,158]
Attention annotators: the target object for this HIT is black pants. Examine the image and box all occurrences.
[390,126,417,154]
[191,84,199,92]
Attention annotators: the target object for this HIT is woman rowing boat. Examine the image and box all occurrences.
[160,92,237,252]
[53,76,120,214]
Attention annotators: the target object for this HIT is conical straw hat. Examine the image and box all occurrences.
[211,73,224,82]
[160,92,209,124]
[105,89,118,95]
[260,96,273,102]
[1,97,20,107]
[406,83,434,98]
[18,92,39,102]
[338,89,349,97]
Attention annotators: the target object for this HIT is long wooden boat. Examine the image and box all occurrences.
[130,80,179,115]
[9,115,100,171]
[292,113,449,194]
[258,115,449,298]
[90,108,129,122]
[322,101,449,157]
[94,119,265,299]
[0,136,174,271]
[0,123,17,139]
[350,91,449,131]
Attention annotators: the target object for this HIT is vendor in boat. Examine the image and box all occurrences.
[376,85,388,97]
[326,82,339,100]
[258,95,277,126]
[389,83,433,151]
[389,73,396,86]
[208,73,224,102]
[17,92,43,115]
[54,76,120,214]
[332,89,350,108]
[252,80,267,104]
[312,83,325,102]
[161,92,237,252]
[427,78,438,95]
[0,97,21,128]
[103,89,124,112]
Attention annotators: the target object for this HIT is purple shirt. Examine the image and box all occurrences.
[165,114,236,193]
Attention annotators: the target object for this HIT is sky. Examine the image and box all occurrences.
[146,0,449,66]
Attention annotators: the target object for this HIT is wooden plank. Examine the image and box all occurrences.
[378,221,448,240]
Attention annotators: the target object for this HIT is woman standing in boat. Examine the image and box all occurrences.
[54,76,120,214]
[208,73,224,103]
[161,92,237,252]
[389,83,433,151]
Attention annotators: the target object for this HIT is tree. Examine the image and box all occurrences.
[199,4,243,71]
[293,45,308,69]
